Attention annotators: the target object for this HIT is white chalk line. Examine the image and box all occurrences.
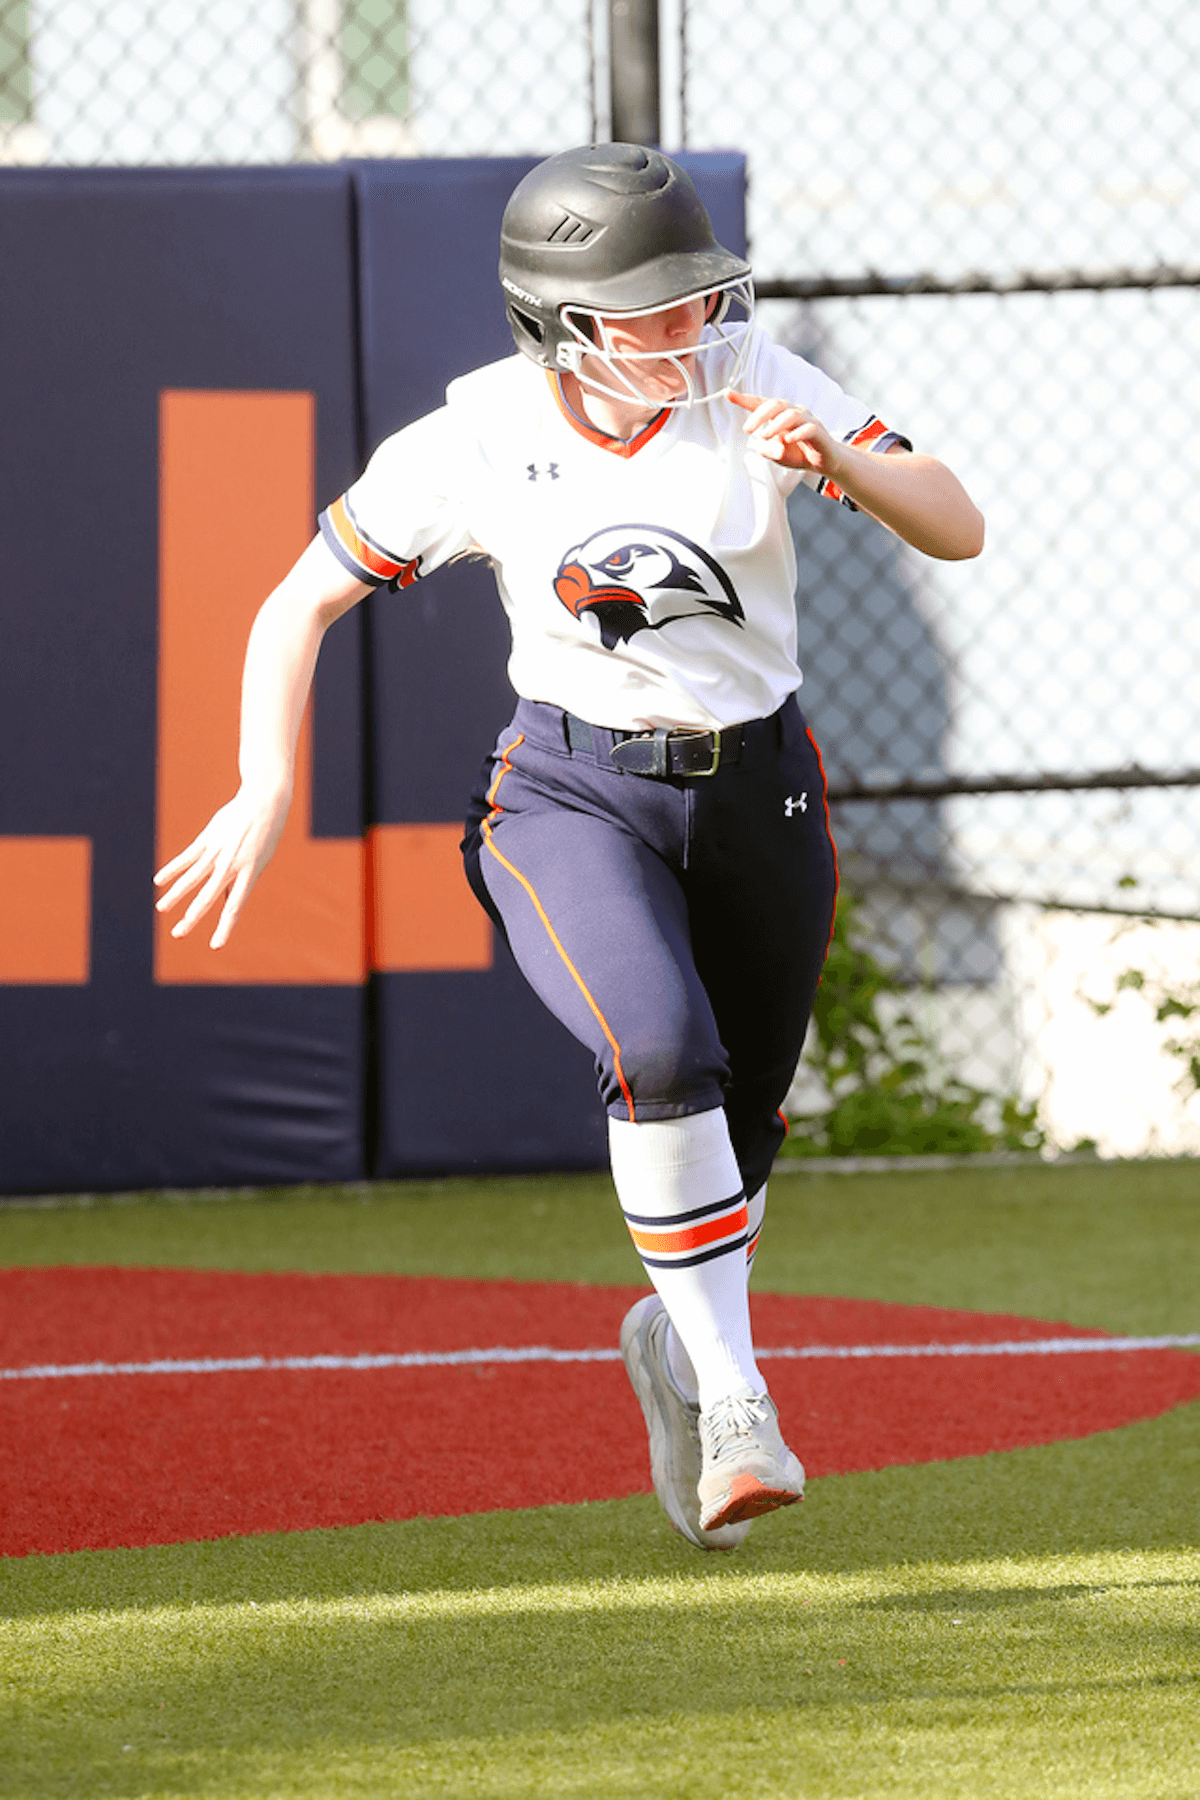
[3,1334,1198,1383]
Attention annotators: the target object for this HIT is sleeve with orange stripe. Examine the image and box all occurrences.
[743,332,913,513]
[317,405,476,591]
[320,493,422,588]
[818,414,914,510]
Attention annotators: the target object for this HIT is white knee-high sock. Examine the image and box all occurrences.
[609,1109,765,1411]
[745,1181,767,1276]
[666,1181,767,1403]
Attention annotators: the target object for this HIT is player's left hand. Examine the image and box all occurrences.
[728,392,844,479]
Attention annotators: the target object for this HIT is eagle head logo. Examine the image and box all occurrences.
[553,525,744,650]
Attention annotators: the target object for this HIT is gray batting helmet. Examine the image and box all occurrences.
[499,143,754,405]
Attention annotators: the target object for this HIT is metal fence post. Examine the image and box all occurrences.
[609,0,660,145]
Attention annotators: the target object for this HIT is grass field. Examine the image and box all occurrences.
[2,1159,1198,1799]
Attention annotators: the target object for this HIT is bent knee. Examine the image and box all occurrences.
[601,1016,727,1120]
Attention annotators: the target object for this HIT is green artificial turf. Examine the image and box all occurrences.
[3,1419,1198,1798]
[2,1157,1197,1334]
[3,1160,1198,1798]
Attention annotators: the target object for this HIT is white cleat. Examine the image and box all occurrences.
[619,1295,751,1551]
[697,1392,805,1532]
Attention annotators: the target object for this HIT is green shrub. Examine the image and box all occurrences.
[781,893,1044,1158]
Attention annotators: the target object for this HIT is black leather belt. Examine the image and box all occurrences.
[565,713,745,777]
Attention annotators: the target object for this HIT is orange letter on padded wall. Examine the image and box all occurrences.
[368,825,492,971]
[155,390,364,984]
[0,839,92,983]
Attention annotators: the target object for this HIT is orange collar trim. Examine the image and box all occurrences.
[548,372,670,458]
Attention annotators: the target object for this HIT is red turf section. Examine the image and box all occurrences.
[3,1268,1198,1556]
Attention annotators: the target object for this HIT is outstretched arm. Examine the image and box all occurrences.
[153,535,372,948]
[729,391,985,561]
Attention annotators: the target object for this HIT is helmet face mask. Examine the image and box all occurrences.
[499,144,754,410]
[557,276,755,409]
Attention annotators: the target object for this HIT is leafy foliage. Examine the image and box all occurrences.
[1087,953,1200,1097]
[781,893,1044,1158]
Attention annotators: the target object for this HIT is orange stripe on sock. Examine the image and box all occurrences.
[481,764,634,1119]
[628,1203,748,1256]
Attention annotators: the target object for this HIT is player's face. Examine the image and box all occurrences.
[590,296,710,402]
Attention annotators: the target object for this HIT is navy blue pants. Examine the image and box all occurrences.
[462,696,838,1199]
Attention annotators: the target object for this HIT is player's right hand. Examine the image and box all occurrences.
[728,392,844,478]
[153,785,291,950]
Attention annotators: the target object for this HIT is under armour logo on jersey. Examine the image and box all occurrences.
[527,462,560,481]
[784,793,808,816]
[552,524,745,649]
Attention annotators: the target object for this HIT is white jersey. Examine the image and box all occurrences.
[320,326,906,732]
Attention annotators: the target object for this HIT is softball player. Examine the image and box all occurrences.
[156,145,983,1550]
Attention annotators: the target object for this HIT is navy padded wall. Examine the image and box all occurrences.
[0,155,748,1192]
[0,168,365,1194]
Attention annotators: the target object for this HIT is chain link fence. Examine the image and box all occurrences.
[4,0,1198,1157]
[682,0,1200,1158]
[0,1,595,162]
